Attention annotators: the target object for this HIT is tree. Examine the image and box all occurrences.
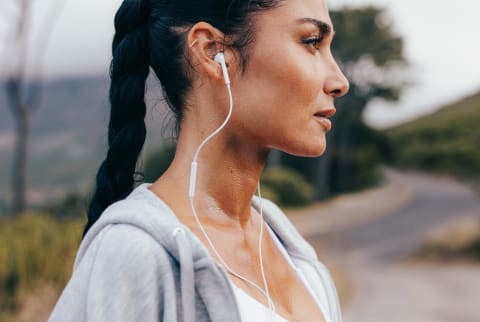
[1,0,66,215]
[280,6,408,198]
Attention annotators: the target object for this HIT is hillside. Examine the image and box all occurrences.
[0,75,174,210]
[386,90,480,177]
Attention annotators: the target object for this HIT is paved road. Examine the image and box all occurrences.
[313,168,480,264]
[305,169,480,322]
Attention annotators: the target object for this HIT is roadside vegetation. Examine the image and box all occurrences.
[409,217,480,263]
[0,214,83,322]
[386,91,480,182]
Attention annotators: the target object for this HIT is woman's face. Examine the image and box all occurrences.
[229,0,349,157]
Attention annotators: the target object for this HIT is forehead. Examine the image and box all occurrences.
[260,0,332,29]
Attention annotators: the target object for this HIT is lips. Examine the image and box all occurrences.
[313,108,336,131]
[313,108,336,118]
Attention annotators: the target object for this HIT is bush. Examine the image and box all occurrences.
[40,192,89,219]
[0,214,83,314]
[350,145,382,189]
[462,238,480,260]
[257,184,280,206]
[260,167,314,207]
[386,91,480,179]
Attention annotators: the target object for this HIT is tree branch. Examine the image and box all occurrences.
[27,0,68,110]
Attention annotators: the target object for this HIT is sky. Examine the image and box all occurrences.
[0,0,479,129]
[331,0,480,128]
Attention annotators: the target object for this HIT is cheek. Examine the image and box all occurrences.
[259,46,322,110]
[231,44,323,139]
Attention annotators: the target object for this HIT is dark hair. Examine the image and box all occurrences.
[82,0,284,239]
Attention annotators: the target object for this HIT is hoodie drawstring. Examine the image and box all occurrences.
[173,227,195,322]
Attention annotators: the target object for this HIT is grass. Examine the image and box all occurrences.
[409,217,480,263]
[0,213,84,322]
[386,90,480,178]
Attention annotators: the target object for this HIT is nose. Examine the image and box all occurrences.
[324,59,349,98]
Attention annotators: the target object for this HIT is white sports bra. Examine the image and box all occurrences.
[228,225,332,322]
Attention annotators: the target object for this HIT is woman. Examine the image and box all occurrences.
[48,0,349,321]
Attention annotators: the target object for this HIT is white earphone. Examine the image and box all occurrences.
[188,51,277,320]
[214,52,230,85]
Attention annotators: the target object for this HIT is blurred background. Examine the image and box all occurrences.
[1,0,479,321]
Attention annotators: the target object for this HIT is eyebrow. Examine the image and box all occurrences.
[296,18,335,37]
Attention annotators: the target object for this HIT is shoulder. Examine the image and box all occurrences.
[76,223,175,288]
[84,225,174,314]
[90,224,171,268]
[49,224,174,322]
[75,187,182,268]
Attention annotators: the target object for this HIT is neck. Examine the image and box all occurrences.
[151,118,271,228]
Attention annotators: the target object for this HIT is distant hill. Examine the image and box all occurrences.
[385,90,480,177]
[0,75,175,209]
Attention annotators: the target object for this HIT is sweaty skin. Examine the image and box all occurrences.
[149,0,349,321]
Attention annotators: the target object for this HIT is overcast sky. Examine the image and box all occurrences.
[1,0,479,128]
[331,0,480,128]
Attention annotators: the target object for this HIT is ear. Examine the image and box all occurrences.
[187,22,234,83]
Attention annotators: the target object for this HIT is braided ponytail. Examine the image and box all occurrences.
[82,0,150,239]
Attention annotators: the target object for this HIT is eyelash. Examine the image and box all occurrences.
[302,36,324,50]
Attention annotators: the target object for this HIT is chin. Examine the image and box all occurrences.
[304,145,327,158]
[283,139,327,158]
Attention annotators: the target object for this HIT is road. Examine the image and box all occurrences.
[325,168,480,264]
[296,168,480,322]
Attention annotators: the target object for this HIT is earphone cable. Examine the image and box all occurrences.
[257,181,277,319]
[188,79,277,320]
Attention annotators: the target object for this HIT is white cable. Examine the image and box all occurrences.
[257,181,277,320]
[188,78,277,320]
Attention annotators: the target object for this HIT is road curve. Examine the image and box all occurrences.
[312,168,480,264]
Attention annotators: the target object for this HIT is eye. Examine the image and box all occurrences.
[302,36,324,51]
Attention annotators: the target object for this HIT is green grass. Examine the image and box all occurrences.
[0,213,84,318]
[386,91,480,178]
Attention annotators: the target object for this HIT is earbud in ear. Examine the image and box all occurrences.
[214,52,230,86]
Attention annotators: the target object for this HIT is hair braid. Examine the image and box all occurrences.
[82,0,150,239]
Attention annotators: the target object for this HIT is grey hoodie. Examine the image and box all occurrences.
[48,183,342,322]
